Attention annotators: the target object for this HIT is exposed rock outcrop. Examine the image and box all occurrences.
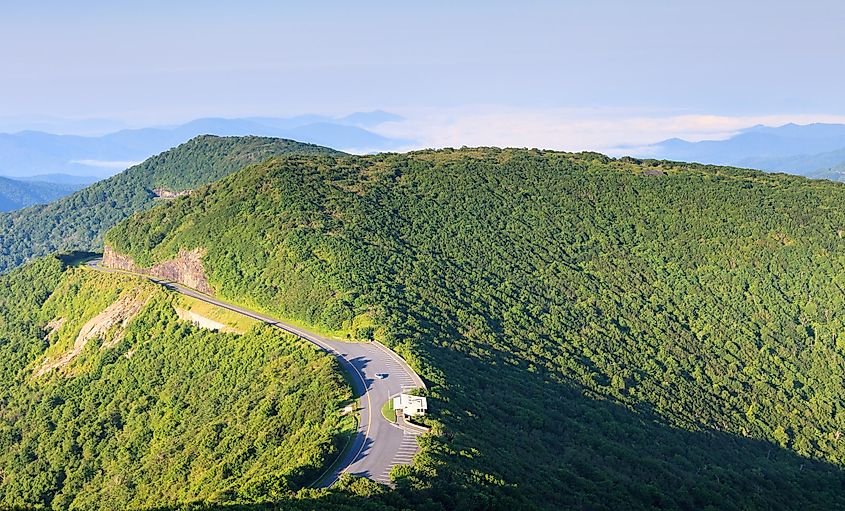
[103,245,214,294]
[35,292,149,377]
[152,188,192,199]
[43,317,65,339]
[174,307,235,333]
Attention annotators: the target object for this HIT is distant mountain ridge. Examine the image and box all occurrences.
[0,111,407,180]
[21,173,100,185]
[0,176,83,212]
[630,122,845,181]
[0,135,342,273]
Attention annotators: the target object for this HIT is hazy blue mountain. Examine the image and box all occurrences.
[337,109,404,126]
[0,116,130,136]
[282,122,400,150]
[0,176,82,212]
[243,114,337,130]
[738,146,845,175]
[22,173,100,185]
[0,111,408,179]
[810,161,845,182]
[631,123,845,180]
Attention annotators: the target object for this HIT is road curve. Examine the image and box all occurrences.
[86,259,426,486]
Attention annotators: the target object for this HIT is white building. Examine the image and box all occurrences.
[393,393,428,417]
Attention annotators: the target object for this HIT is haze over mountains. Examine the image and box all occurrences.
[8,113,845,192]
[630,123,845,181]
[0,111,407,182]
[0,176,84,212]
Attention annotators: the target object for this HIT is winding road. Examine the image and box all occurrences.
[86,259,426,486]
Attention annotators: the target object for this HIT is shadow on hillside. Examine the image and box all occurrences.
[9,326,845,510]
[133,340,845,511]
[405,341,845,510]
[56,250,100,266]
[309,355,377,488]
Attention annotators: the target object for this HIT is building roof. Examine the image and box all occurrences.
[394,393,428,411]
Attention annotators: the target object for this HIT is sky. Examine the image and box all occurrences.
[2,0,845,151]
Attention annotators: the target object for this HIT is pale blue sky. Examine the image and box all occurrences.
[2,1,844,149]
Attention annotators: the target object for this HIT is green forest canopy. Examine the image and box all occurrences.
[106,148,845,509]
[0,136,341,274]
[0,177,82,213]
[0,257,351,510]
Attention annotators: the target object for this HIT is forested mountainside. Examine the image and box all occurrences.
[0,136,341,274]
[0,177,81,212]
[0,256,352,510]
[105,148,845,509]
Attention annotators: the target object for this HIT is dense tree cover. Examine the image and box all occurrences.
[0,259,351,510]
[0,177,82,212]
[107,149,845,509]
[0,136,341,274]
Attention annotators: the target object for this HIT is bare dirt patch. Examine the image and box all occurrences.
[43,318,65,339]
[35,292,149,377]
[152,188,192,199]
[174,307,236,333]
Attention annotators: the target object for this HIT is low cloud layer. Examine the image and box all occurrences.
[370,107,845,155]
[70,159,141,169]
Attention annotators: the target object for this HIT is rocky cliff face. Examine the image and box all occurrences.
[152,188,192,199]
[103,245,214,294]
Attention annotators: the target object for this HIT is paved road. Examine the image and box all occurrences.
[87,259,426,486]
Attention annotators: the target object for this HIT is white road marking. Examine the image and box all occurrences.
[90,257,429,488]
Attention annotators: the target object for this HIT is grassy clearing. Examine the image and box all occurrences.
[381,397,396,423]
[173,294,259,334]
